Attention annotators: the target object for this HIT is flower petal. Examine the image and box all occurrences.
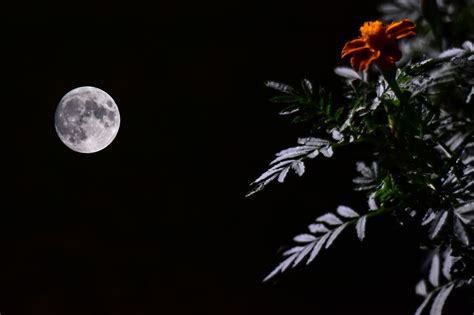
[386,19,416,39]
[350,49,380,71]
[341,19,416,71]
[395,30,416,40]
[341,39,368,58]
[382,43,402,63]
[377,43,402,69]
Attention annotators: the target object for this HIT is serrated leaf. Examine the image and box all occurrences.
[356,215,367,241]
[442,249,453,280]
[415,292,434,315]
[246,173,279,197]
[378,3,399,13]
[446,132,467,151]
[301,79,313,97]
[307,150,320,159]
[416,280,428,297]
[308,223,329,234]
[279,104,300,115]
[297,137,331,146]
[455,201,474,215]
[292,161,305,176]
[325,223,348,248]
[245,186,262,198]
[462,41,474,51]
[293,243,315,267]
[334,66,361,80]
[429,253,440,287]
[431,211,448,239]
[438,48,464,59]
[368,193,377,211]
[277,167,290,183]
[352,177,374,185]
[316,213,343,225]
[276,146,317,157]
[356,161,374,178]
[265,81,295,94]
[375,80,386,98]
[266,160,294,171]
[466,86,474,104]
[306,233,330,264]
[422,209,436,226]
[273,145,315,159]
[331,128,343,141]
[336,205,359,218]
[429,283,454,315]
[282,246,304,256]
[453,217,470,246]
[371,162,378,176]
[253,167,285,184]
[270,152,306,166]
[293,234,317,243]
[263,253,297,282]
[320,146,334,157]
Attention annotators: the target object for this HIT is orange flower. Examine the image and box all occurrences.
[341,19,416,71]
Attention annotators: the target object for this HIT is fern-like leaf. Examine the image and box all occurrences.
[429,283,454,315]
[356,215,367,241]
[353,161,379,191]
[247,137,333,196]
[263,205,361,282]
[414,247,460,315]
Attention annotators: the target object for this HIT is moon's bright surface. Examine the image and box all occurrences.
[55,86,120,153]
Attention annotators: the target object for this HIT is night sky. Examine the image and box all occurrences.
[6,0,458,314]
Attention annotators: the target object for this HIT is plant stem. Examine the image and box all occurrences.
[380,67,406,105]
[379,67,407,135]
[346,206,393,228]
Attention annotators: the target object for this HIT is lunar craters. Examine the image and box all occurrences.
[55,87,120,153]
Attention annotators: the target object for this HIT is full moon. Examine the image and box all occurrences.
[55,86,120,153]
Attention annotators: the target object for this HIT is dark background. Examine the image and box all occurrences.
[5,0,458,314]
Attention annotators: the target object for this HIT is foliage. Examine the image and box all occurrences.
[248,0,474,313]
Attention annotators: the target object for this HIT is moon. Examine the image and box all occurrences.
[54,86,120,153]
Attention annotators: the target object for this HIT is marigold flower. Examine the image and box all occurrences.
[341,19,416,71]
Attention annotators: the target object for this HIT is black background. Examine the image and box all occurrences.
[6,0,463,314]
